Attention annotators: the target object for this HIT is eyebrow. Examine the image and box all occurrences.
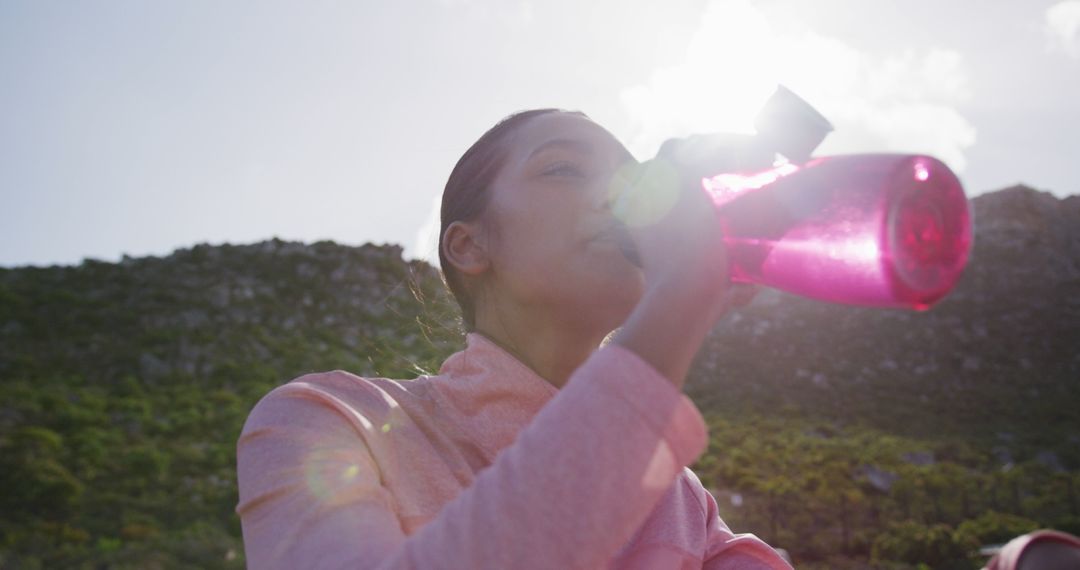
[526,138,594,161]
[526,137,636,164]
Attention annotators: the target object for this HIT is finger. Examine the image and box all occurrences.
[659,133,776,181]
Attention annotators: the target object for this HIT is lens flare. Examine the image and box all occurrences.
[304,445,366,504]
[608,158,681,228]
[342,464,360,480]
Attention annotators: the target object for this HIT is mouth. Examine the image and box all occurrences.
[592,224,642,267]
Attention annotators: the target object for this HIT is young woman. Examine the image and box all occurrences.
[235,109,792,569]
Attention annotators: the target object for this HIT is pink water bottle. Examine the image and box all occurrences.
[698,87,972,310]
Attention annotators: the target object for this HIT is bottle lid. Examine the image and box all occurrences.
[753,85,834,162]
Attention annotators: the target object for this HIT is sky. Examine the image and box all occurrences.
[2,0,1079,268]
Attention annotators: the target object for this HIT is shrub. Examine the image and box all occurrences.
[956,511,1040,545]
[871,521,979,570]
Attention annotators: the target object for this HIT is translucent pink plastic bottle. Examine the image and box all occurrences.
[704,153,972,310]
[661,85,978,310]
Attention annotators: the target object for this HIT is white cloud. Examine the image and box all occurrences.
[619,0,976,173]
[1046,0,1080,57]
[407,192,443,267]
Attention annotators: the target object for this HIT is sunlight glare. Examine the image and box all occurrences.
[913,161,930,182]
[703,162,800,208]
[621,0,802,155]
[619,0,976,175]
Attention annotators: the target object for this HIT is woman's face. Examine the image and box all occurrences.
[481,112,645,332]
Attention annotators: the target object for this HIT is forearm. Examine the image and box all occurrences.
[612,277,720,390]
[395,344,707,569]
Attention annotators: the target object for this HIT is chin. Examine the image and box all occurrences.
[594,287,642,332]
[551,267,644,334]
[552,290,637,341]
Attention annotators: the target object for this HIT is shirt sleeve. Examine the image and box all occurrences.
[236,342,709,570]
[700,485,794,570]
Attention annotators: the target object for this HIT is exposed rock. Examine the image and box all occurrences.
[139,353,170,379]
[859,465,899,493]
[902,451,936,466]
[1035,450,1065,473]
[0,239,461,388]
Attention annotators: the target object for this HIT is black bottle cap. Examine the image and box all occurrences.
[753,85,834,163]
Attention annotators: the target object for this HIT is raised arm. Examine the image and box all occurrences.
[237,340,709,569]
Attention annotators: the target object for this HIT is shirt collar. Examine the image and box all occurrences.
[432,332,558,458]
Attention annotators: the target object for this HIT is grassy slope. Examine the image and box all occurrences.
[1,188,1077,568]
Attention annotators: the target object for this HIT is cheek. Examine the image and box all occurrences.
[487,201,585,290]
[495,215,643,305]
[488,188,642,313]
[493,198,581,264]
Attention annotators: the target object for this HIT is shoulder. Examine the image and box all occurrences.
[240,370,430,437]
[675,468,742,535]
[677,467,713,518]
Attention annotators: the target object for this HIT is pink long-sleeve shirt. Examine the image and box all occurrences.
[236,332,791,569]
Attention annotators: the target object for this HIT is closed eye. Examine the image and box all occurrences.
[542,162,587,178]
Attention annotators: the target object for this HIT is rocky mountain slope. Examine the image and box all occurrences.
[0,240,461,389]
[0,184,1077,568]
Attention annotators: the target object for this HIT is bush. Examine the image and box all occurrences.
[871,521,979,570]
[956,511,1040,545]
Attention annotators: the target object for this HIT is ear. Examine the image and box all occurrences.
[442,220,490,277]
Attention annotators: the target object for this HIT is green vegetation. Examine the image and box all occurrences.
[0,240,461,569]
[1,193,1077,569]
[691,415,1077,569]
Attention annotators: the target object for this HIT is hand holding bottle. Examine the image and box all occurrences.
[610,135,771,388]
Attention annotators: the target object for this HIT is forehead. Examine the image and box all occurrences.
[504,112,633,165]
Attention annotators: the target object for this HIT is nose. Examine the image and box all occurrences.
[585,178,613,213]
[594,167,623,212]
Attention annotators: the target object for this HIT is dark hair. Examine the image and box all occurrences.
[438,108,582,332]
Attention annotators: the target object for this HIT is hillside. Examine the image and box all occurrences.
[1,186,1078,569]
[682,186,1080,566]
[0,241,463,569]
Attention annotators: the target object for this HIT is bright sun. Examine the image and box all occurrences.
[621,0,800,155]
[619,0,975,174]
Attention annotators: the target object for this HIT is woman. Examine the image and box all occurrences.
[236,109,792,569]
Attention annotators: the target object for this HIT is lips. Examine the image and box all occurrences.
[593,223,642,267]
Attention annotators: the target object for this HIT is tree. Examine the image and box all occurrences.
[871,520,979,570]
[956,511,1039,546]
[0,427,84,524]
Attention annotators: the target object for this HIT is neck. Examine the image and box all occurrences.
[473,302,608,390]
